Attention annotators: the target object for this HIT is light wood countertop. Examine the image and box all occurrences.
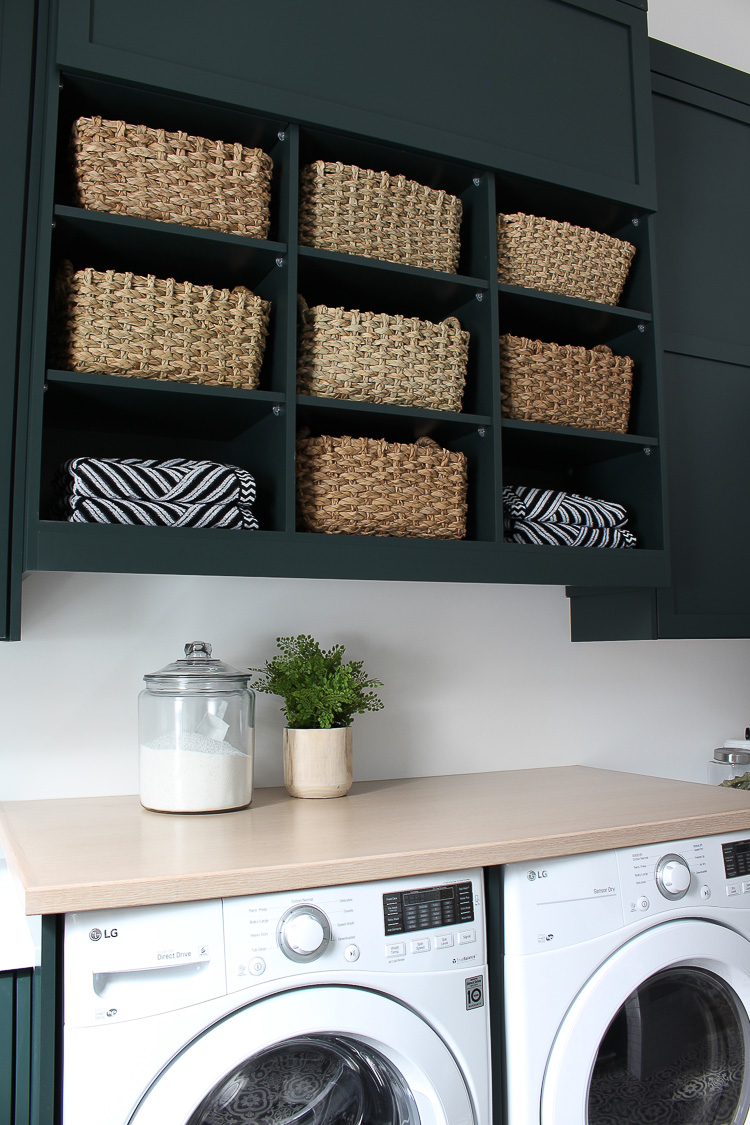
[2,767,750,915]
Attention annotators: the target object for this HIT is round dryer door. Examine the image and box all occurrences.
[127,985,476,1124]
[542,919,750,1125]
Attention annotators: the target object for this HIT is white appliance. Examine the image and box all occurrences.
[63,868,491,1124]
[501,830,750,1125]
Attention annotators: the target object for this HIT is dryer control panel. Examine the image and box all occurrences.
[503,829,750,956]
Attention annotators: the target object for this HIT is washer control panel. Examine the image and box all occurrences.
[221,867,485,992]
[722,838,750,880]
[383,880,474,936]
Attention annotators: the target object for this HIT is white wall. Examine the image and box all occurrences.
[648,0,750,74]
[1,2,749,804]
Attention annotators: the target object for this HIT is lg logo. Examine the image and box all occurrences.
[89,927,118,941]
[526,870,548,882]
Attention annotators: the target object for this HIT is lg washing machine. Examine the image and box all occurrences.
[493,829,750,1125]
[62,867,491,1124]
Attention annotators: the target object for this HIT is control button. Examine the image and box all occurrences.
[637,897,650,911]
[410,938,431,954]
[344,944,360,962]
[249,958,266,976]
[434,934,454,949]
[742,881,750,894]
[727,884,741,897]
[277,905,331,963]
[655,854,691,900]
[458,929,476,945]
[386,942,406,957]
[700,885,711,900]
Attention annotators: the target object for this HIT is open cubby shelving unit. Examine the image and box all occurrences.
[21,68,668,589]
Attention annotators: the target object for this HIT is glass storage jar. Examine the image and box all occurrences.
[138,641,254,813]
[708,742,750,785]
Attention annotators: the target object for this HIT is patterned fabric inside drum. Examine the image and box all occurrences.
[499,333,633,433]
[71,116,273,238]
[52,261,270,390]
[297,296,468,412]
[299,161,462,274]
[296,434,468,539]
[497,212,636,306]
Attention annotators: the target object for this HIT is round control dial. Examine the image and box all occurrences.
[277,905,331,962]
[655,853,692,900]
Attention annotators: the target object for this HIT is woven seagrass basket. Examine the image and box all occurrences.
[71,116,273,238]
[296,296,468,412]
[53,261,270,389]
[499,333,633,433]
[299,161,462,274]
[497,212,635,306]
[296,434,468,539]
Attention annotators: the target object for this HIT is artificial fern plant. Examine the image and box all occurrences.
[250,635,384,729]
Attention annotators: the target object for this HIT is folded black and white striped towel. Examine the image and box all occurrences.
[504,519,636,549]
[503,484,636,549]
[56,457,259,530]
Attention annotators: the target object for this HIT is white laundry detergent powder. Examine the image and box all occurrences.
[139,730,253,812]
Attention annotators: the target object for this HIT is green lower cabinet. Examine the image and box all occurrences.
[0,970,32,1125]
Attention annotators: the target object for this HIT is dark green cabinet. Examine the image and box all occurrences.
[55,0,656,209]
[5,0,670,636]
[0,970,32,1125]
[0,0,39,640]
[568,42,750,640]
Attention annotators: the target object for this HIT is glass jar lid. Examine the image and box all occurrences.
[713,748,750,765]
[144,642,249,690]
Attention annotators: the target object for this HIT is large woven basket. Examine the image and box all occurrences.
[53,261,270,389]
[499,333,633,433]
[71,116,273,238]
[296,296,468,412]
[299,161,462,274]
[497,212,635,306]
[296,434,467,539]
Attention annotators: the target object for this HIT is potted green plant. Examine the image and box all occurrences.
[250,635,383,798]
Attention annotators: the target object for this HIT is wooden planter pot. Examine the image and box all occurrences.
[283,727,353,798]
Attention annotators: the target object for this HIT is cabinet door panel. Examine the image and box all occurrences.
[57,0,655,203]
[652,84,750,364]
[658,352,750,631]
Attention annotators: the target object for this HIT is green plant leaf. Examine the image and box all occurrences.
[249,634,383,729]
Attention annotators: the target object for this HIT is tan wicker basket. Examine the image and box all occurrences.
[71,116,273,238]
[296,296,468,412]
[53,261,270,389]
[296,434,467,539]
[299,161,462,274]
[497,212,635,306]
[499,333,633,433]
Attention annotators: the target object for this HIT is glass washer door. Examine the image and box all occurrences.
[541,919,750,1125]
[127,985,476,1125]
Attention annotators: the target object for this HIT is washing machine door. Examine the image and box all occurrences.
[128,985,476,1125]
[542,918,750,1125]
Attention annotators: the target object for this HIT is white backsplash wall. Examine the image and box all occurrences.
[1,571,749,800]
[2,2,749,804]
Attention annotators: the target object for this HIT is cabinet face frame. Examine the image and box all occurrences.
[11,0,669,621]
[0,0,41,641]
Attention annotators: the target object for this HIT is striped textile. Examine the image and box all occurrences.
[56,457,259,530]
[502,485,628,528]
[503,484,635,549]
[504,520,636,549]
